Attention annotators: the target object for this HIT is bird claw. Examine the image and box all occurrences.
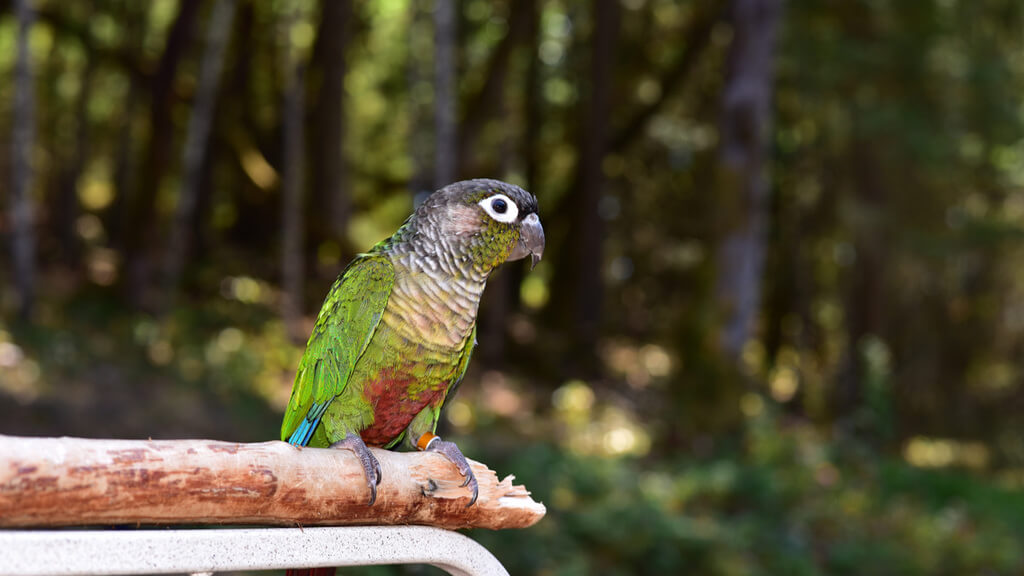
[426,438,479,507]
[330,433,382,506]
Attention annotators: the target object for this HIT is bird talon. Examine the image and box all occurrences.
[462,471,479,506]
[425,437,480,507]
[330,433,382,506]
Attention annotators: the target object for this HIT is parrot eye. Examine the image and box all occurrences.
[478,193,519,223]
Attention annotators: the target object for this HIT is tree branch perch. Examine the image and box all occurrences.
[0,435,545,531]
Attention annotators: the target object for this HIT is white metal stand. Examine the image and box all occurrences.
[0,526,509,576]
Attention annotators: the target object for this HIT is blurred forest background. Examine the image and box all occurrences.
[3,0,1024,574]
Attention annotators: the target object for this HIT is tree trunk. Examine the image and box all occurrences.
[713,0,783,365]
[479,0,539,365]
[433,0,458,188]
[0,435,545,530]
[514,0,541,321]
[407,1,433,200]
[837,140,887,417]
[309,0,354,250]
[52,49,95,269]
[10,0,37,322]
[457,0,532,176]
[105,3,146,253]
[609,0,723,154]
[555,0,620,373]
[480,102,518,367]
[523,0,541,194]
[161,0,237,310]
[122,0,202,310]
[281,8,308,339]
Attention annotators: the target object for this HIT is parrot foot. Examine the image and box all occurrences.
[420,434,479,507]
[330,433,382,506]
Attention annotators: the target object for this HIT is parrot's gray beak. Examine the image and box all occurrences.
[511,213,545,269]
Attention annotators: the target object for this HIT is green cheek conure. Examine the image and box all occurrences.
[281,179,544,506]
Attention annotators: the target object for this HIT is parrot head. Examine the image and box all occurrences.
[413,179,545,273]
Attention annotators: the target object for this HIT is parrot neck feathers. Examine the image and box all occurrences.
[386,221,491,285]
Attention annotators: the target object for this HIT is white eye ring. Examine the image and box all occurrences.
[478,193,519,223]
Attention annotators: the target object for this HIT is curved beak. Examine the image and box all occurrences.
[509,213,545,269]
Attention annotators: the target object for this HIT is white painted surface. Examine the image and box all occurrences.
[0,526,508,576]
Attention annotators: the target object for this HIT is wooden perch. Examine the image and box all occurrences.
[0,435,545,530]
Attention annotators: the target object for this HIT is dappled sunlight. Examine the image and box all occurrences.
[219,276,277,306]
[552,380,651,457]
[740,392,764,418]
[519,262,550,311]
[74,214,104,244]
[444,369,539,434]
[84,247,119,286]
[78,179,114,212]
[965,358,1018,396]
[444,398,474,429]
[904,437,991,470]
[445,372,653,459]
[602,340,674,389]
[476,410,1024,575]
[769,365,799,402]
[479,370,524,417]
[233,132,279,190]
[0,329,42,403]
[345,194,413,251]
[551,380,594,416]
[0,292,297,440]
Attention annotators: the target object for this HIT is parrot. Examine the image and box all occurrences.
[280,178,544,507]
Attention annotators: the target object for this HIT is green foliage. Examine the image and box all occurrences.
[0,290,293,441]
[469,414,1024,576]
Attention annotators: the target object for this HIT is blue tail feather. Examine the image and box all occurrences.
[288,401,330,446]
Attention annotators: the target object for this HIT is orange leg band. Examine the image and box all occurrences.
[416,432,439,451]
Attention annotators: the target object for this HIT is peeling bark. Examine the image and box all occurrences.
[0,436,545,531]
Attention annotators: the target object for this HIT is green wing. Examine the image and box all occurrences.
[445,324,477,409]
[280,254,394,445]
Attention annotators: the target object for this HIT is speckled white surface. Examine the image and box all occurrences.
[0,526,508,576]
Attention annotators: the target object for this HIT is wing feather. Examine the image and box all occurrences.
[281,254,394,445]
